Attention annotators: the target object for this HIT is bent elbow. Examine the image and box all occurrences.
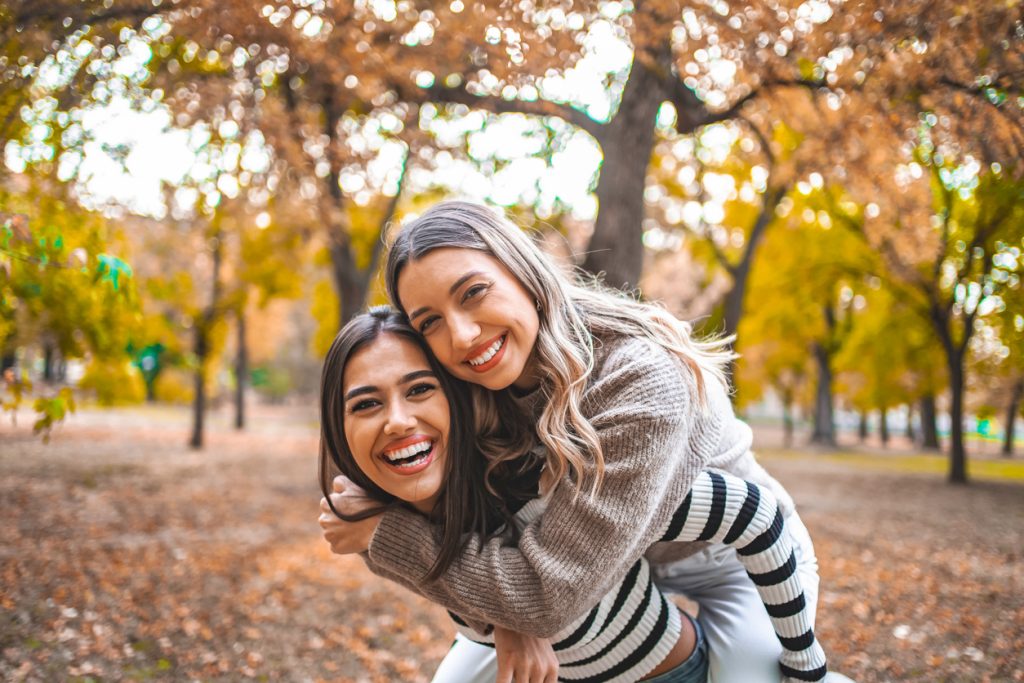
[523,586,595,638]
[522,614,574,639]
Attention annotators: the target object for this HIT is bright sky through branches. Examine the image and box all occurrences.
[5,6,748,225]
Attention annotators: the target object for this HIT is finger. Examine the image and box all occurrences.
[494,659,513,683]
[332,474,353,493]
[320,497,331,512]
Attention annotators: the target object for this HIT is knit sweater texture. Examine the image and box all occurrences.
[451,470,827,682]
[365,332,792,638]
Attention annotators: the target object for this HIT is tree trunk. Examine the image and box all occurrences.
[905,405,916,442]
[782,389,794,449]
[190,233,223,450]
[582,29,673,289]
[328,241,370,326]
[920,394,940,450]
[947,353,968,483]
[1003,379,1023,457]
[810,341,836,447]
[325,144,409,327]
[879,407,890,446]
[0,351,14,373]
[720,186,786,386]
[858,410,868,442]
[189,324,207,450]
[927,296,972,482]
[235,309,247,431]
[722,186,786,338]
[42,343,55,382]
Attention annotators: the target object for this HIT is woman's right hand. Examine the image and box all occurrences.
[493,625,558,683]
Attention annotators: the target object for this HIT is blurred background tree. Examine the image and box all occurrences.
[1,175,139,436]
[1,0,1021,482]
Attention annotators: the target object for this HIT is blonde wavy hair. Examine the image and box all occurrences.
[385,201,735,495]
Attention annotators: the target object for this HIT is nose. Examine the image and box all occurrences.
[449,311,481,353]
[383,400,417,436]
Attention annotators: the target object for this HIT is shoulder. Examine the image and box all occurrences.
[583,334,698,423]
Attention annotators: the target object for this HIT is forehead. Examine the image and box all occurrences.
[342,333,430,390]
[398,248,508,298]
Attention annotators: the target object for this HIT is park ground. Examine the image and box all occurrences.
[1,403,1022,683]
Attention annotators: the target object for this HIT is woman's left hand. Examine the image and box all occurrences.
[318,475,381,555]
[493,626,559,683]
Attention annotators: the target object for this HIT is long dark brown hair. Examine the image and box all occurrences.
[318,305,510,580]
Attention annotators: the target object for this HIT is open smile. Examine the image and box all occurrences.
[464,334,508,373]
[379,436,437,475]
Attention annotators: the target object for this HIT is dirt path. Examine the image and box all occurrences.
[1,406,1022,682]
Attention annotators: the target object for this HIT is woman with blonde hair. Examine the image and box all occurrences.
[322,200,827,682]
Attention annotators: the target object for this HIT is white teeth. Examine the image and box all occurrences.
[383,440,432,462]
[468,337,504,366]
[393,453,429,468]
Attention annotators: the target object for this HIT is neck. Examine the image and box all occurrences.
[411,496,439,516]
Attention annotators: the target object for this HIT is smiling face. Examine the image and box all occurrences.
[341,333,450,514]
[396,248,542,392]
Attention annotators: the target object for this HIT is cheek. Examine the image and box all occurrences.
[342,418,371,463]
[516,308,541,349]
[425,335,456,368]
[427,397,452,438]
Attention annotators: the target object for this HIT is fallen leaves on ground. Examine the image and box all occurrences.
[1,405,1022,682]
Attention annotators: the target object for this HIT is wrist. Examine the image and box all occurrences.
[361,513,383,553]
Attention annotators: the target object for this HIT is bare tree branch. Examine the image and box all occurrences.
[417,83,606,138]
[673,76,837,136]
[737,113,775,167]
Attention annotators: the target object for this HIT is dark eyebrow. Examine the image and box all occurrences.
[400,369,436,384]
[344,370,436,401]
[407,271,485,322]
[344,385,377,401]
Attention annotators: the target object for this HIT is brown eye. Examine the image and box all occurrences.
[463,283,489,302]
[349,398,380,413]
[419,315,440,334]
[408,382,437,398]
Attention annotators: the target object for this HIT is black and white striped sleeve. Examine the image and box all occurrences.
[660,470,828,682]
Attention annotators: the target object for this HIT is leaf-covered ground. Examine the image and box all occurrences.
[2,405,1022,682]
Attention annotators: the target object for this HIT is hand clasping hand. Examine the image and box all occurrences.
[318,475,381,555]
[493,625,559,683]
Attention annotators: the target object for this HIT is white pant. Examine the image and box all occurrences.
[430,512,819,683]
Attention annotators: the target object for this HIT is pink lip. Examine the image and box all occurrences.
[464,333,508,374]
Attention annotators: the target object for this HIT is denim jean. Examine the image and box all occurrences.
[642,611,709,683]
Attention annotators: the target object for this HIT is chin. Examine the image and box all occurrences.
[479,373,516,391]
[480,360,528,392]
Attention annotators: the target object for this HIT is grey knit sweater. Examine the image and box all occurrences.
[365,333,795,637]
